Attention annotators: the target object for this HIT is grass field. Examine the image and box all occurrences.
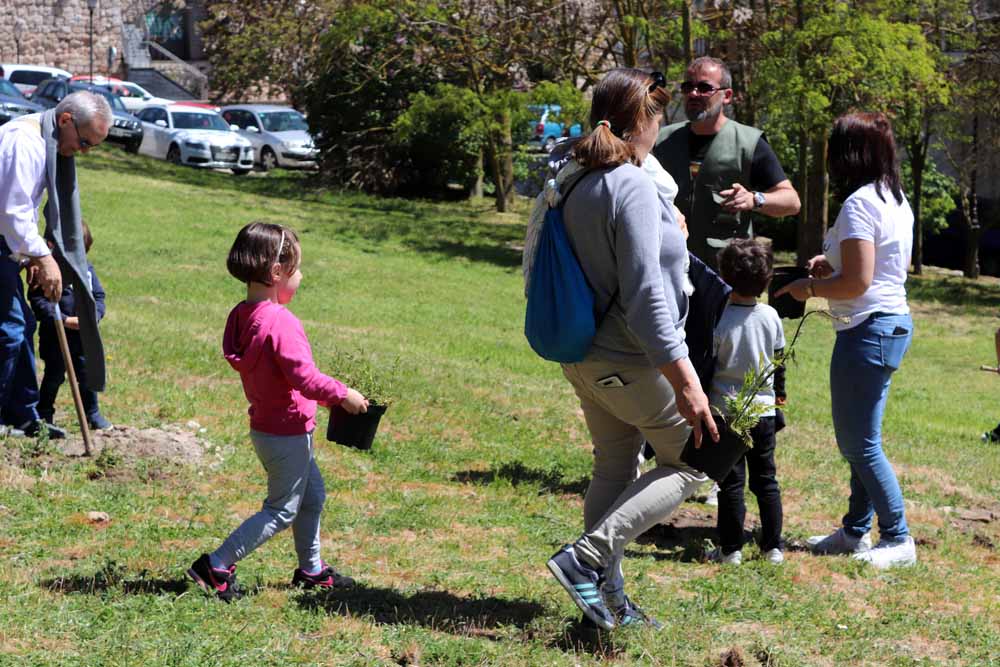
[1,147,998,667]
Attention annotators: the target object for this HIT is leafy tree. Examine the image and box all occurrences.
[200,0,340,105]
[755,2,944,263]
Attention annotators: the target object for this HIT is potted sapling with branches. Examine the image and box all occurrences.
[681,309,848,481]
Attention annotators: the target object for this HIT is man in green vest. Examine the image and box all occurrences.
[653,57,800,265]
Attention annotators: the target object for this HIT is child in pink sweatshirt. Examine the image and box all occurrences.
[187,221,368,601]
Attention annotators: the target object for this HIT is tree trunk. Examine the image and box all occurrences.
[803,131,828,260]
[681,0,693,64]
[963,114,980,279]
[910,142,925,275]
[473,147,484,199]
[492,109,515,212]
[795,127,810,265]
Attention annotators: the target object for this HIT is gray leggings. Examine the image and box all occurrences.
[212,430,326,572]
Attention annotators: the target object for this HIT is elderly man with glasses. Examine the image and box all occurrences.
[653,56,800,266]
[0,91,110,438]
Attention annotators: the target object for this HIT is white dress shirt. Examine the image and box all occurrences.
[0,113,50,260]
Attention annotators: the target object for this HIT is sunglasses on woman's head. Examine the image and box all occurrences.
[648,71,667,93]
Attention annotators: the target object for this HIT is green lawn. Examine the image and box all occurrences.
[1,147,998,666]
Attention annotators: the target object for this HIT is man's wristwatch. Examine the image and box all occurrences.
[753,191,766,209]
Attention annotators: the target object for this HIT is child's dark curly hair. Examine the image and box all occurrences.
[717,238,773,297]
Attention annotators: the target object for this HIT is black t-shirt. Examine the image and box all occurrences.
[688,132,787,192]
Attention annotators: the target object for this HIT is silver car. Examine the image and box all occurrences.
[136,104,254,174]
[221,105,318,171]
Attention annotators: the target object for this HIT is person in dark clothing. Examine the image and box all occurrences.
[29,222,111,431]
[653,57,800,265]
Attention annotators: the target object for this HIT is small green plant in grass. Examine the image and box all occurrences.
[722,309,849,448]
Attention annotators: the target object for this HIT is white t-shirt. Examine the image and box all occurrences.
[710,302,786,417]
[823,182,912,332]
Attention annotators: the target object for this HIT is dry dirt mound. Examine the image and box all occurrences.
[57,424,220,466]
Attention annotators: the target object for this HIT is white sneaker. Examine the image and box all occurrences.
[807,528,872,555]
[707,547,742,565]
[852,536,917,569]
[704,482,720,507]
[763,548,784,564]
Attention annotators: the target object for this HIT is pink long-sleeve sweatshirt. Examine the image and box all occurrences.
[223,300,347,435]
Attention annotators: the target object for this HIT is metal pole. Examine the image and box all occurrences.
[89,6,95,80]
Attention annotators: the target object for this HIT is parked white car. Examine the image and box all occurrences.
[0,64,71,97]
[135,104,254,175]
[220,105,318,171]
[70,75,174,112]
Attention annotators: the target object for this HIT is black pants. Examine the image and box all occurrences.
[718,415,783,553]
[36,321,99,422]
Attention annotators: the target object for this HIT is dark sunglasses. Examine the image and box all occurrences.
[648,71,667,93]
[679,81,729,95]
[72,116,93,149]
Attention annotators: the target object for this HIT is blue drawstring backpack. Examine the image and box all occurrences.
[525,172,606,363]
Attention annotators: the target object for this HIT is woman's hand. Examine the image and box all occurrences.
[773,278,811,302]
[660,359,719,448]
[807,254,834,278]
[678,382,719,449]
[341,388,369,414]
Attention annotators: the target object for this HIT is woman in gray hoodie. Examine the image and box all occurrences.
[543,68,717,631]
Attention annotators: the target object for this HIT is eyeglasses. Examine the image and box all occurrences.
[72,116,93,149]
[648,71,667,93]
[679,81,729,96]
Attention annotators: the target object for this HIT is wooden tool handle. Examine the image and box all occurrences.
[53,303,94,456]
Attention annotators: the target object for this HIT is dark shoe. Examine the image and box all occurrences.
[546,545,615,631]
[291,562,356,590]
[19,420,66,440]
[186,554,243,602]
[612,595,663,630]
[87,413,114,431]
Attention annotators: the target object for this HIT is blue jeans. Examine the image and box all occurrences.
[829,312,913,542]
[0,239,39,427]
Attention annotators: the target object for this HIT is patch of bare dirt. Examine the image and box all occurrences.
[58,424,224,465]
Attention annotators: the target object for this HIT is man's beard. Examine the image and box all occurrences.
[685,98,723,123]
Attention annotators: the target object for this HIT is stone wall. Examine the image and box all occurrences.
[0,0,137,77]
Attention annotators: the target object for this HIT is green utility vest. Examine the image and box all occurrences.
[653,119,763,265]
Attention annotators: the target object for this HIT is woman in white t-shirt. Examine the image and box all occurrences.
[775,112,916,569]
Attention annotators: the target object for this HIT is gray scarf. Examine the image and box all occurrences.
[40,109,105,392]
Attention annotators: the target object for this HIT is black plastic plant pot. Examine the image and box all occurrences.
[680,414,749,483]
[327,402,388,450]
[768,266,809,319]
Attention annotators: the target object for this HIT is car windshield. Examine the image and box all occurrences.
[259,111,308,132]
[0,79,26,100]
[118,83,143,98]
[171,111,231,131]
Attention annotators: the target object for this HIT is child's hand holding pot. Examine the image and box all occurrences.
[341,388,369,414]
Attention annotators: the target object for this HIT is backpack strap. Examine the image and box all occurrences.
[556,168,620,326]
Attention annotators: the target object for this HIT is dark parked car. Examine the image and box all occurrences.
[31,78,143,152]
[0,79,43,125]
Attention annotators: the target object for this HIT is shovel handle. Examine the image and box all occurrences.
[981,365,999,373]
[53,303,94,456]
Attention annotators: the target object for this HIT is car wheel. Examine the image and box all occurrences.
[544,136,556,152]
[126,139,141,154]
[232,169,250,176]
[166,144,182,165]
[260,146,278,171]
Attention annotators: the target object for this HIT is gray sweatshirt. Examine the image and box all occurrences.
[561,162,689,368]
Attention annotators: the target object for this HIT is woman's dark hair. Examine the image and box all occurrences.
[717,238,773,298]
[227,221,301,285]
[572,68,669,170]
[828,111,903,204]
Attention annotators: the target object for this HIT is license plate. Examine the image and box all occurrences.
[109,127,128,138]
